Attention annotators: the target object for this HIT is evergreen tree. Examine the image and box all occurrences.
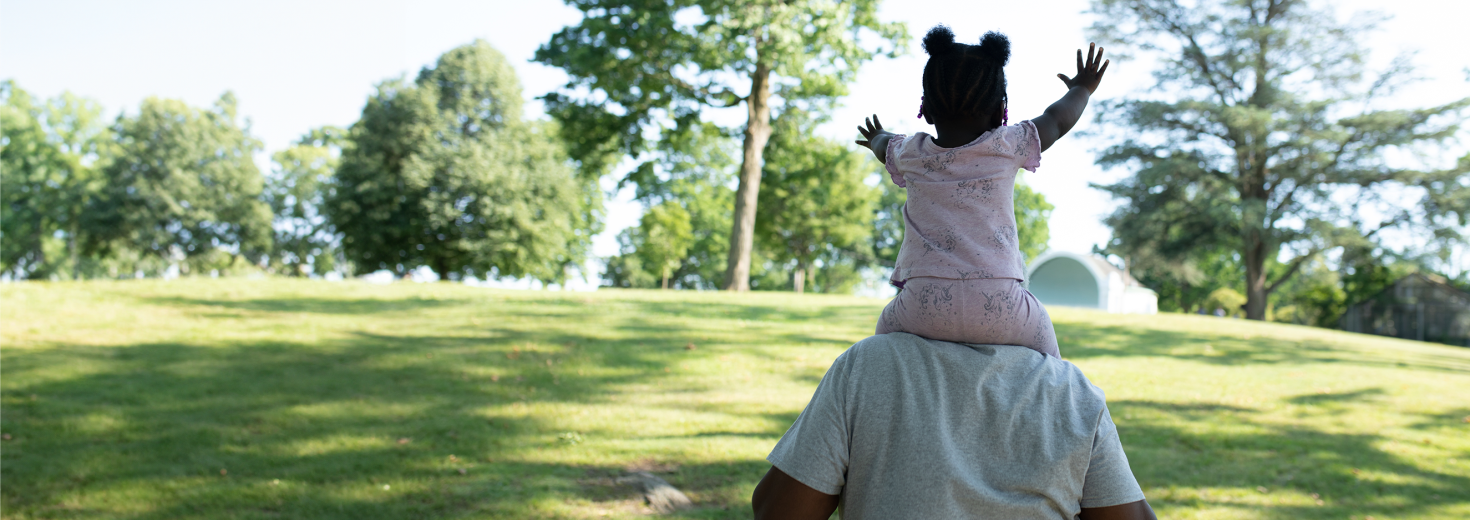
[1090,0,1470,319]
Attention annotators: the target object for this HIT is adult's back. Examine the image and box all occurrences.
[760,332,1148,519]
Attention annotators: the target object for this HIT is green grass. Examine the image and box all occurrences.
[2,279,1468,519]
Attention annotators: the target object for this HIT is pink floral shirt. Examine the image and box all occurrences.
[884,120,1042,286]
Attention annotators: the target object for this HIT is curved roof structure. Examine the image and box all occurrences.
[1025,252,1157,314]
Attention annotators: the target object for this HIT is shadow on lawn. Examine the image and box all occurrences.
[1,306,798,518]
[1111,399,1469,519]
[143,295,468,315]
[1056,321,1470,375]
[9,290,1467,518]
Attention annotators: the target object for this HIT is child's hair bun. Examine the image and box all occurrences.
[922,25,957,56]
[977,31,1011,66]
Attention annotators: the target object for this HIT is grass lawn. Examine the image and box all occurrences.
[3,278,1468,519]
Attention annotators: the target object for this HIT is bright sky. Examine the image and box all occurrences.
[4,0,1466,269]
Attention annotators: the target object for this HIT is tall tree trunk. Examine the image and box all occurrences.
[1244,234,1268,320]
[723,62,773,292]
[435,259,451,282]
[662,266,670,290]
[1241,164,1269,321]
[793,267,805,294]
[69,220,80,280]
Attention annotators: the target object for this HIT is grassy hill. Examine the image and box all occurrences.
[3,279,1467,519]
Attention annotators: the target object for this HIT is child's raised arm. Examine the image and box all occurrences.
[856,115,895,163]
[1033,43,1109,152]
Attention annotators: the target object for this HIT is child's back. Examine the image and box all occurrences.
[855,26,1109,359]
[883,121,1039,285]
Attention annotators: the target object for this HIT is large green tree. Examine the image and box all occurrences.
[1089,0,1470,320]
[536,0,906,291]
[327,40,597,282]
[89,93,272,271]
[756,111,878,293]
[265,126,344,276]
[0,82,112,279]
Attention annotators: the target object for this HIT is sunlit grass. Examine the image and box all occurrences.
[3,278,1468,519]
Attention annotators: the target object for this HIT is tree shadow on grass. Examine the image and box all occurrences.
[1056,322,1470,375]
[14,288,1468,518]
[1284,387,1387,406]
[1,318,803,519]
[142,295,468,315]
[1110,399,1469,520]
[0,335,650,518]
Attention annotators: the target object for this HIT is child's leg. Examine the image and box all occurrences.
[1008,284,1060,358]
[875,277,967,341]
[961,279,1059,358]
[875,294,905,335]
[880,278,1059,358]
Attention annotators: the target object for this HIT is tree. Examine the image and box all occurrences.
[536,0,906,291]
[1089,0,1470,320]
[89,93,272,272]
[1,82,112,279]
[1,82,57,279]
[756,111,878,293]
[265,126,344,276]
[327,40,597,282]
[630,201,694,289]
[1012,176,1054,264]
[605,124,738,290]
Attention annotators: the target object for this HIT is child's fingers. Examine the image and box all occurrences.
[1076,49,1084,73]
[1093,47,1105,69]
[1087,43,1095,68]
[855,139,870,147]
[1098,59,1110,78]
[1058,73,1070,86]
[872,114,884,130]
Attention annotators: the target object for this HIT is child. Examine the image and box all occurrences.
[855,26,1108,358]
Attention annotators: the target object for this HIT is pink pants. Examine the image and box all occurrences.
[877,277,1060,358]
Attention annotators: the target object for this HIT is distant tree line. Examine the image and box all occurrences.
[1,41,596,283]
[0,37,1058,294]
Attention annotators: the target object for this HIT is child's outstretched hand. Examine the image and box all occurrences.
[856,115,895,163]
[1058,43,1109,94]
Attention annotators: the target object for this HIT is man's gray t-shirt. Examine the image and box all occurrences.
[767,332,1145,519]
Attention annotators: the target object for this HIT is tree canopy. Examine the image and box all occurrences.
[89,93,272,271]
[1,82,112,279]
[327,40,598,282]
[536,0,906,290]
[1089,0,1469,320]
[265,126,344,276]
[756,111,879,293]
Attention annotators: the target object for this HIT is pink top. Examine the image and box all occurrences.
[884,120,1042,286]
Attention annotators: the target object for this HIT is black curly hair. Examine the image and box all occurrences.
[921,26,1010,124]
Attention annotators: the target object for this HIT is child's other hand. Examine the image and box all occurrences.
[1058,43,1109,94]
[856,115,894,162]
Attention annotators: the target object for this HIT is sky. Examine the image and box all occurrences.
[3,0,1467,284]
